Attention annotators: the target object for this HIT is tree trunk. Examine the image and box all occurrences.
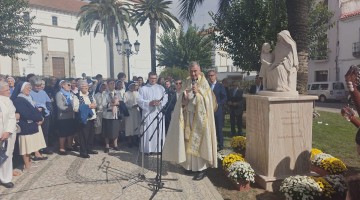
[286,0,310,94]
[108,31,115,78]
[150,19,157,73]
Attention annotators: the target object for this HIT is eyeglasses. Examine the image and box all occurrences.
[175,82,182,85]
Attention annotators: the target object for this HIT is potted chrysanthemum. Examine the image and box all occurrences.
[324,174,347,200]
[227,161,255,191]
[310,151,347,175]
[222,153,244,170]
[230,136,246,154]
[280,175,322,200]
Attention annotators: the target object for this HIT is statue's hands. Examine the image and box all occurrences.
[341,106,355,120]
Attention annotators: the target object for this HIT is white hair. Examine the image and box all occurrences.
[77,80,88,88]
[29,76,43,86]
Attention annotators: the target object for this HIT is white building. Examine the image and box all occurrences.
[308,0,360,84]
[0,0,159,79]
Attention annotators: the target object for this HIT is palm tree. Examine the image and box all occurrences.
[76,0,136,78]
[286,0,311,94]
[132,0,180,73]
[179,0,231,23]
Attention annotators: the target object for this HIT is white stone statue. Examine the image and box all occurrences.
[259,43,273,90]
[265,30,298,93]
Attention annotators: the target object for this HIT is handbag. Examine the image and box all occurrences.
[0,140,8,166]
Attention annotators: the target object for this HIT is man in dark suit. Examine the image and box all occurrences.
[249,75,263,94]
[208,70,227,151]
[228,81,244,136]
[164,80,176,134]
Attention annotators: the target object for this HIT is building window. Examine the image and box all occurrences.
[315,70,328,82]
[52,16,58,26]
[23,12,30,22]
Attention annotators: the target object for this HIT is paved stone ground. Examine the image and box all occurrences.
[0,147,223,200]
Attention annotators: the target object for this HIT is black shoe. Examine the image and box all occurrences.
[40,148,53,155]
[193,170,206,181]
[113,146,120,151]
[88,150,98,154]
[183,169,195,175]
[59,150,67,155]
[32,156,48,161]
[1,182,14,188]
[79,154,90,158]
[104,148,110,153]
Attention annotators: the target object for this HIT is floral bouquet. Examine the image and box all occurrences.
[311,153,347,174]
[280,175,322,200]
[230,136,246,152]
[227,161,255,183]
[324,175,347,197]
[311,177,335,199]
[217,149,235,161]
[222,153,244,169]
[311,152,333,166]
[310,148,323,160]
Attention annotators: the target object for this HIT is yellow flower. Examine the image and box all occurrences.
[222,153,244,169]
[320,157,347,174]
[311,148,323,160]
[230,136,246,151]
[311,177,335,198]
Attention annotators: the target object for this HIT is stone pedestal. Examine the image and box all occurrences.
[245,94,318,191]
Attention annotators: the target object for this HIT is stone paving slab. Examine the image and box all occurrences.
[0,147,223,200]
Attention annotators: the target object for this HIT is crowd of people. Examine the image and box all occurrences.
[0,63,252,188]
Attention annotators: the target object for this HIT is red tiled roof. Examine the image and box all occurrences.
[28,0,87,14]
[340,9,360,20]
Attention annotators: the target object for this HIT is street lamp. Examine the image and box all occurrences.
[115,38,140,82]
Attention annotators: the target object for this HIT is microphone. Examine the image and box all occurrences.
[192,79,197,94]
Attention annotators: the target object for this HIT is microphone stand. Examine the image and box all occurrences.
[122,91,171,191]
[147,90,182,200]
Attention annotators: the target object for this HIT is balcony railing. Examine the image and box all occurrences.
[353,42,360,58]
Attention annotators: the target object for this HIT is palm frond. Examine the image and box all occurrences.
[179,0,204,24]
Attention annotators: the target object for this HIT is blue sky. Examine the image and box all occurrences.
[168,0,218,28]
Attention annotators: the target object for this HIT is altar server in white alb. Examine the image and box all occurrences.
[0,81,18,188]
[137,72,168,154]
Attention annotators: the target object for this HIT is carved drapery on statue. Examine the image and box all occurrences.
[260,30,299,95]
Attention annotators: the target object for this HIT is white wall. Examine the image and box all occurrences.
[338,15,360,82]
[0,57,12,75]
[308,0,340,83]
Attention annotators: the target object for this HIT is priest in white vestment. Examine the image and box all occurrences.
[163,61,217,181]
[137,72,168,154]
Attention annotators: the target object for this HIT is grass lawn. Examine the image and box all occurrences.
[207,111,360,200]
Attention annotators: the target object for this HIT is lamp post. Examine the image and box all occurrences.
[115,39,140,82]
